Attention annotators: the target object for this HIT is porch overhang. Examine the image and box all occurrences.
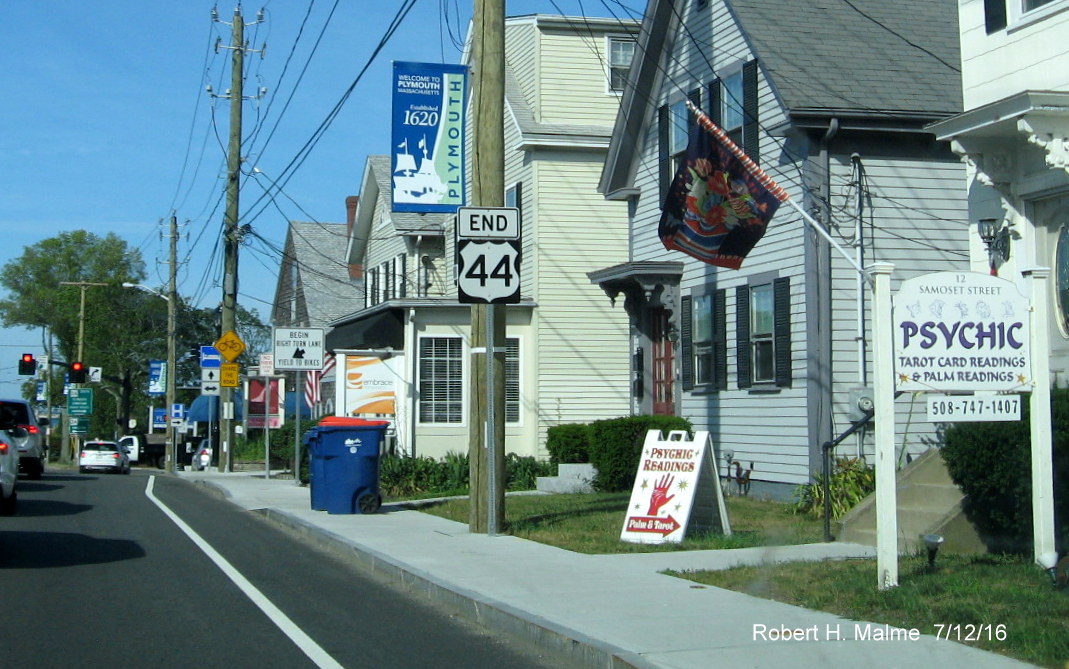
[325,307,405,352]
[587,261,683,314]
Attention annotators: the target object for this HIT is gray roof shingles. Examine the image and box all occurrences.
[728,0,962,117]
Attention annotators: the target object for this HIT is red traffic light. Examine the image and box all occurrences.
[18,353,36,375]
[70,361,87,383]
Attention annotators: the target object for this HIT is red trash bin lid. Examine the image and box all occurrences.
[317,416,390,427]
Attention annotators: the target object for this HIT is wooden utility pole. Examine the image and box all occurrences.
[165,214,178,473]
[468,0,507,534]
[220,7,244,473]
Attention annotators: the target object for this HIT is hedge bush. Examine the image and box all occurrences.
[545,423,592,465]
[941,387,1069,555]
[588,415,693,492]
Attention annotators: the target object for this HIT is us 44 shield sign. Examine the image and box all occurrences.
[457,239,521,304]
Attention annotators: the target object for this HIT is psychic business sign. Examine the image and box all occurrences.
[894,271,1031,393]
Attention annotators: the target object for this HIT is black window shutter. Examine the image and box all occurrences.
[984,0,1007,33]
[736,285,751,389]
[742,60,759,164]
[658,105,670,200]
[708,79,722,126]
[773,277,792,387]
[680,295,694,391]
[713,289,727,391]
[399,254,407,298]
[514,181,523,219]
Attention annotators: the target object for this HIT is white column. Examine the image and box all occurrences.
[869,262,898,589]
[1024,267,1057,565]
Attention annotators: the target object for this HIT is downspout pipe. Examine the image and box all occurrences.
[814,118,839,480]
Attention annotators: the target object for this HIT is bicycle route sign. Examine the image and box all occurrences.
[214,330,245,363]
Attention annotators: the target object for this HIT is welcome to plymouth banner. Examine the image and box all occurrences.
[391,61,468,213]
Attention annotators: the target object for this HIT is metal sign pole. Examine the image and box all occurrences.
[486,304,498,536]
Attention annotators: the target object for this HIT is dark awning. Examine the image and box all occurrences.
[325,308,404,352]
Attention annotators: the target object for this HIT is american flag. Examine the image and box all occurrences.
[658,101,788,269]
[304,353,335,410]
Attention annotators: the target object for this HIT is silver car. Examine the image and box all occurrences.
[0,399,48,479]
[0,425,20,515]
[79,440,131,475]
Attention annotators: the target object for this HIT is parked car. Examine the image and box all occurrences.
[0,399,48,479]
[191,439,212,471]
[79,440,131,475]
[0,424,20,515]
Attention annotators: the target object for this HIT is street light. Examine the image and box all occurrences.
[123,282,177,473]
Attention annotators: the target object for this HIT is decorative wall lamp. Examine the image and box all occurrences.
[977,218,1010,276]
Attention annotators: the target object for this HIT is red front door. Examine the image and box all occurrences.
[651,308,674,415]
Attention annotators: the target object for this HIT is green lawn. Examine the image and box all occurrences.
[419,492,1069,667]
[418,491,824,554]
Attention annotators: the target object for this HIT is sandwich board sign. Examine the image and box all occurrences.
[620,430,731,544]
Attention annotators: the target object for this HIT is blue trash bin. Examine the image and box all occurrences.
[303,428,328,511]
[310,418,389,514]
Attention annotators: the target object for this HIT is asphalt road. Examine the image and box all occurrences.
[0,466,568,669]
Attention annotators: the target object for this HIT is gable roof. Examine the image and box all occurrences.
[730,0,962,119]
[600,0,962,197]
[279,221,362,326]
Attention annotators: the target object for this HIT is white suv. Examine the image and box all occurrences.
[0,399,48,479]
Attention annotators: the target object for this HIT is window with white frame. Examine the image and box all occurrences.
[607,36,635,92]
[736,276,791,389]
[418,337,464,423]
[749,283,775,383]
[721,69,744,146]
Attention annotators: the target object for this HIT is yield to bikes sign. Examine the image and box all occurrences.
[620,430,731,544]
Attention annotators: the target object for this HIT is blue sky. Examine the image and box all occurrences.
[0,0,644,397]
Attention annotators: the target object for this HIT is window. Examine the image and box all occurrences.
[721,70,744,146]
[418,337,464,423]
[708,60,760,163]
[607,36,635,92]
[505,338,520,423]
[736,277,791,389]
[1024,0,1056,10]
[659,90,701,199]
[681,289,727,392]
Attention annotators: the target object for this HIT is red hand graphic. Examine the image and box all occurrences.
[646,474,676,515]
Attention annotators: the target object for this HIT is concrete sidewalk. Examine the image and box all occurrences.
[174,468,1034,669]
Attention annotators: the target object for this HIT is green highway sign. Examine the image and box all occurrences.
[68,388,94,416]
[70,415,89,435]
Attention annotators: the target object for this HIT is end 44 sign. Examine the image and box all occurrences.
[456,206,521,304]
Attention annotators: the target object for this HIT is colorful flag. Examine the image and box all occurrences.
[304,353,336,410]
[658,102,788,269]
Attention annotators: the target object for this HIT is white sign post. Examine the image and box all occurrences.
[620,430,731,544]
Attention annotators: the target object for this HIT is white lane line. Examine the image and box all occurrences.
[145,476,343,669]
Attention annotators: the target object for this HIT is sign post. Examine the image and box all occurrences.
[457,207,520,536]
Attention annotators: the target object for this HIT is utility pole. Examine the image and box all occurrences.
[59,280,108,461]
[212,6,263,472]
[166,214,178,473]
[468,0,506,534]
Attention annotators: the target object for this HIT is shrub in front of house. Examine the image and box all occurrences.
[588,415,693,492]
[941,387,1069,555]
[546,423,593,465]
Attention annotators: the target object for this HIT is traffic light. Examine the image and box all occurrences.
[70,361,87,384]
[18,353,36,375]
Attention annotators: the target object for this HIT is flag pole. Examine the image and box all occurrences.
[784,198,869,281]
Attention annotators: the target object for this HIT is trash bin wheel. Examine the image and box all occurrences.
[357,492,382,514]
